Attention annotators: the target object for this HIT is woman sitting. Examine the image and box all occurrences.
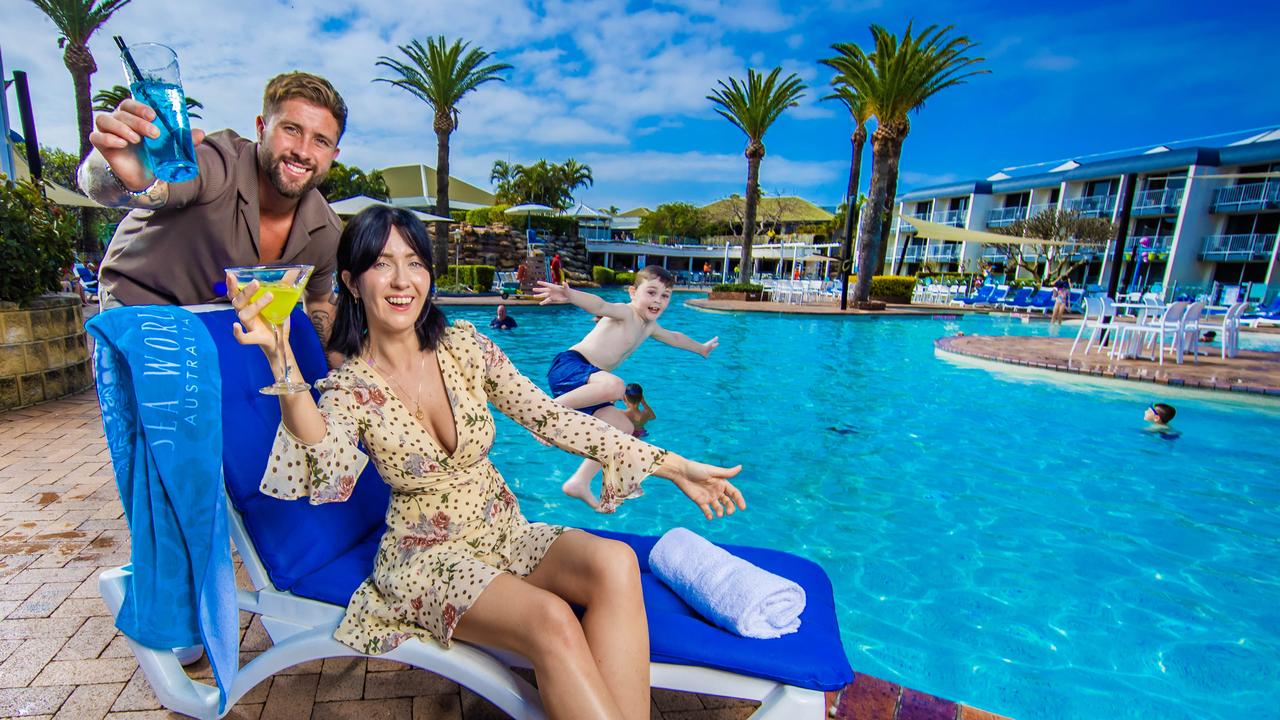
[227,205,745,720]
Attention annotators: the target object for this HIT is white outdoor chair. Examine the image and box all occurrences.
[1071,297,1119,357]
[1198,302,1247,358]
[1113,301,1187,365]
[1178,301,1205,364]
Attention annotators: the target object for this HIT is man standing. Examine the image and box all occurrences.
[550,252,564,284]
[79,72,345,346]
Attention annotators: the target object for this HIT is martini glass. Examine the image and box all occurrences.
[225,264,314,395]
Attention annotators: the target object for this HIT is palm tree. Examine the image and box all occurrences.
[824,23,987,303]
[820,84,872,309]
[93,84,204,118]
[557,158,593,209]
[30,0,132,255]
[376,37,511,275]
[707,67,806,283]
[490,159,515,203]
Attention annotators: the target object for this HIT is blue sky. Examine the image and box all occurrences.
[4,0,1280,211]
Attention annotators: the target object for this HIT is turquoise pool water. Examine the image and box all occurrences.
[447,292,1280,720]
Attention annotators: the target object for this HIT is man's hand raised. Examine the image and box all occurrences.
[89,98,205,190]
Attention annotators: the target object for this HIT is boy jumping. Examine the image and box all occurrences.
[534,265,718,507]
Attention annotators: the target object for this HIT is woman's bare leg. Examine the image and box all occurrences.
[452,573,624,720]
[561,407,633,508]
[527,530,650,720]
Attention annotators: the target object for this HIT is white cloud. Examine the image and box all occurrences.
[898,171,960,187]
[3,0,838,200]
[1025,50,1079,72]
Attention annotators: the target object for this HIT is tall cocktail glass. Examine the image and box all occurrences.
[225,264,314,395]
[119,42,199,183]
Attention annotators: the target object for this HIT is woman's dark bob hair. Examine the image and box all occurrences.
[328,205,447,358]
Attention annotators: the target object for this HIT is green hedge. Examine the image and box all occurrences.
[592,266,616,285]
[446,265,496,293]
[712,282,764,293]
[466,204,510,226]
[0,177,77,304]
[846,275,917,300]
[465,205,578,237]
[615,271,635,285]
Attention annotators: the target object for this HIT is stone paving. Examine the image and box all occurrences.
[0,388,1010,720]
[937,334,1280,396]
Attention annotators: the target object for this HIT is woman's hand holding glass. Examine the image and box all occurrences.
[227,272,287,366]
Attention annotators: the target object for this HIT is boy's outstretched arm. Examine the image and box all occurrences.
[533,281,633,320]
[652,325,719,358]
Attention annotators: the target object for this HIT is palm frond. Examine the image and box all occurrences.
[29,0,132,45]
[375,36,511,123]
[706,67,807,144]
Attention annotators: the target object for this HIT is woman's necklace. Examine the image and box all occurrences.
[368,350,427,421]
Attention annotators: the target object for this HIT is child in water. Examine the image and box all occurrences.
[622,383,656,438]
[1143,402,1180,439]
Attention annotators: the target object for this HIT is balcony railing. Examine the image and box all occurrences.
[1064,195,1118,217]
[925,243,960,261]
[986,206,1028,227]
[981,246,1009,260]
[1027,202,1058,217]
[895,212,930,233]
[1126,235,1173,253]
[1199,234,1277,261]
[902,244,926,261]
[931,209,966,227]
[1131,187,1184,216]
[1210,182,1280,214]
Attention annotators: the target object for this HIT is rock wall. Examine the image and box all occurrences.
[449,225,593,282]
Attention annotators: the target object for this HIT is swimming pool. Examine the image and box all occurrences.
[447,292,1280,720]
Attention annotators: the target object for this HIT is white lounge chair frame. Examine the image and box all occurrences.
[99,501,828,720]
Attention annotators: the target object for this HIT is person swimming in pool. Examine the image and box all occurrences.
[1143,402,1181,439]
[535,265,719,507]
[622,383,656,438]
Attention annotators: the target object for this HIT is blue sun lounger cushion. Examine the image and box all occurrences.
[195,307,391,592]
[198,306,853,693]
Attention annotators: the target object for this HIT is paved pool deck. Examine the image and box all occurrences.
[936,335,1280,397]
[0,391,1010,720]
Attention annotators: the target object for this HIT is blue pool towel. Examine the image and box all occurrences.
[87,306,238,712]
[649,527,806,639]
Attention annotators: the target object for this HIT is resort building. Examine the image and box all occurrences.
[889,129,1280,300]
[380,163,496,212]
[582,196,836,277]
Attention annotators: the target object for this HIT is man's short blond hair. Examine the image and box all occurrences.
[262,72,348,140]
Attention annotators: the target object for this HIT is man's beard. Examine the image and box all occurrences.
[259,146,323,199]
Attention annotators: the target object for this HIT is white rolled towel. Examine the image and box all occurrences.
[648,527,805,639]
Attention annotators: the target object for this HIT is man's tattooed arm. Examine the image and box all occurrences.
[306,291,341,368]
[76,151,169,210]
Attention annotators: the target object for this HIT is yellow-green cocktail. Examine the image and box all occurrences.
[225,264,315,395]
[250,283,304,325]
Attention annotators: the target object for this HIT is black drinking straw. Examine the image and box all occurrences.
[113,36,192,164]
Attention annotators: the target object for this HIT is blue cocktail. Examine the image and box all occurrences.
[120,43,198,184]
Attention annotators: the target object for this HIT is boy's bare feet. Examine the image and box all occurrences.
[561,475,599,509]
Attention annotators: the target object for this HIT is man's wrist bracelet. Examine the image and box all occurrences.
[107,166,160,198]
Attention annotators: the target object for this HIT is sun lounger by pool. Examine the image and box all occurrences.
[98,305,853,720]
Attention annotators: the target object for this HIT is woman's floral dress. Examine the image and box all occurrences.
[261,320,668,654]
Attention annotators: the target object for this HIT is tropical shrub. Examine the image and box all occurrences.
[445,265,496,293]
[592,266,616,285]
[614,271,636,285]
[0,177,77,305]
[847,275,916,301]
[712,282,764,293]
